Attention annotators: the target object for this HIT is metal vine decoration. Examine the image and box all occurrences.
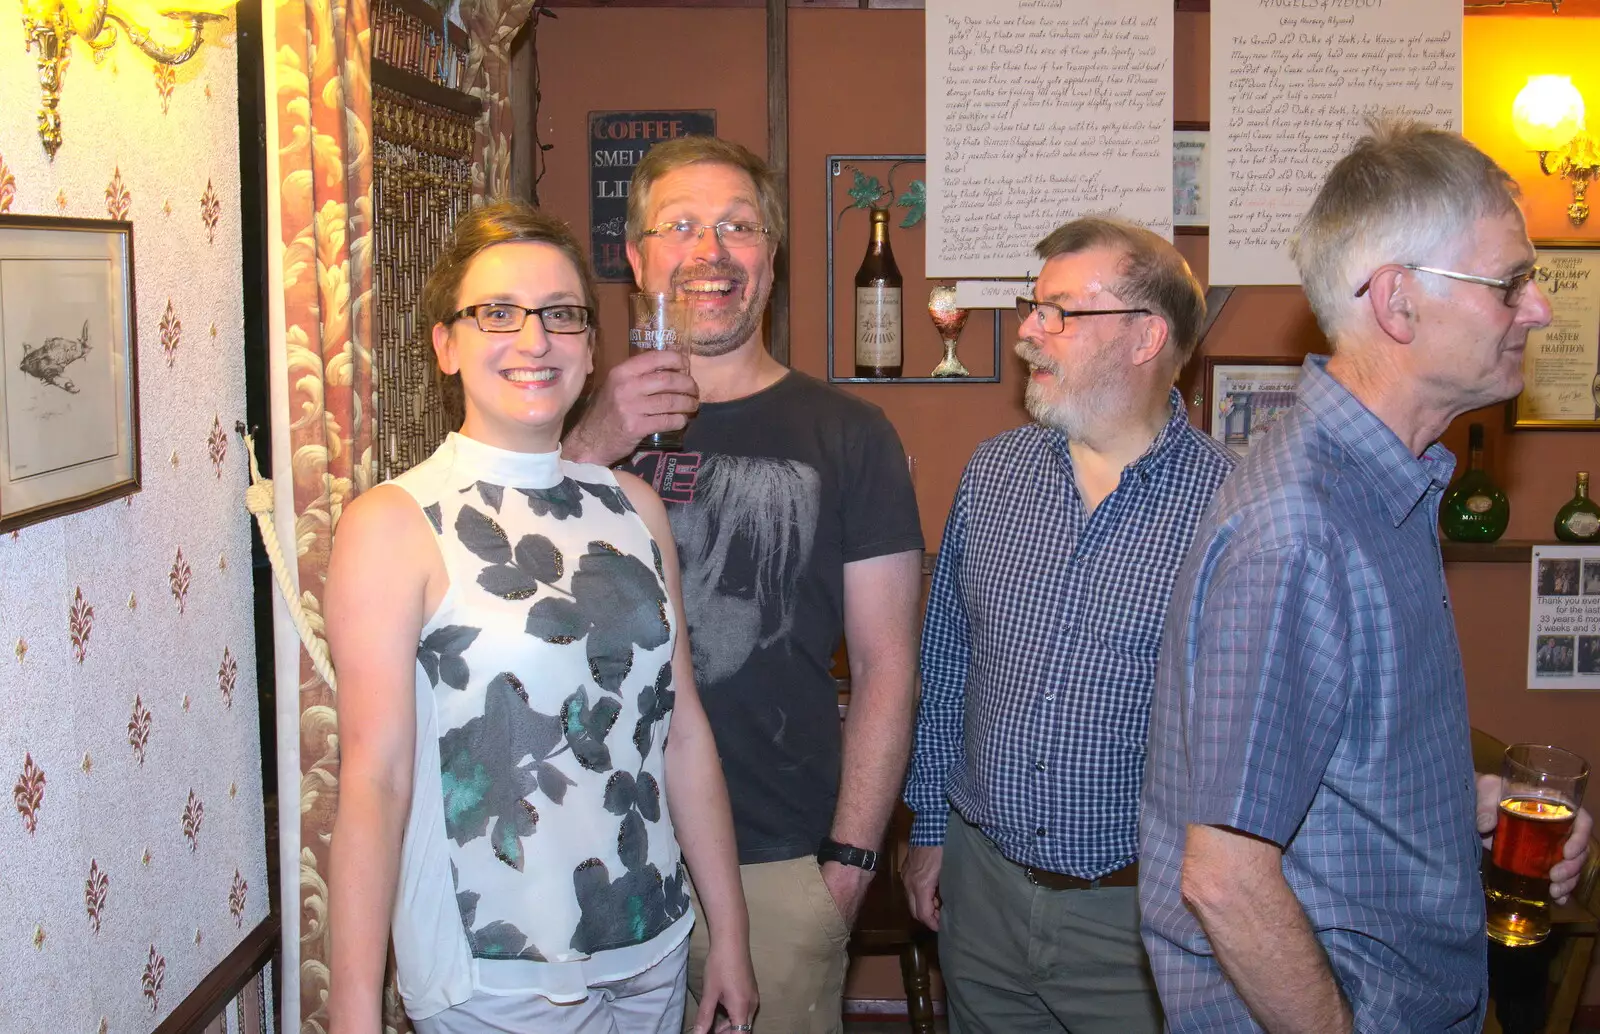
[837,160,927,231]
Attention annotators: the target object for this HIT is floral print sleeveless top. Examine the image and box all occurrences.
[387,432,690,1018]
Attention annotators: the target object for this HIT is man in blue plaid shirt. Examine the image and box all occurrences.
[1140,122,1594,1033]
[902,217,1236,1032]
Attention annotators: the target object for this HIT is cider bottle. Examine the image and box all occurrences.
[1440,423,1509,542]
[1554,471,1600,542]
[854,208,902,378]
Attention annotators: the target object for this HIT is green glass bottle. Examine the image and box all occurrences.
[1554,471,1600,542]
[1441,423,1509,542]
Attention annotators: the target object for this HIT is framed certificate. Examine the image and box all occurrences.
[1512,241,1600,429]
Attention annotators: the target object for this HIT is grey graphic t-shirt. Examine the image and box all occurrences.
[624,372,923,863]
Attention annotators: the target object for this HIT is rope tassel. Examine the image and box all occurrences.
[236,422,339,690]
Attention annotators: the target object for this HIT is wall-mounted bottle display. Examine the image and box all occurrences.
[1554,471,1600,542]
[1440,423,1509,543]
[826,154,1001,384]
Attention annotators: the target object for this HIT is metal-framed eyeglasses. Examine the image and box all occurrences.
[1015,296,1152,335]
[640,220,770,249]
[449,303,594,334]
[1354,264,1542,308]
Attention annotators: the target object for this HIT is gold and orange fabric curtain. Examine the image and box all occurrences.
[263,0,377,1028]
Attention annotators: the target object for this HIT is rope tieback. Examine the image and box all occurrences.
[236,422,339,691]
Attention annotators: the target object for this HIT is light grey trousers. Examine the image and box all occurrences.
[413,938,689,1034]
[939,813,1164,1034]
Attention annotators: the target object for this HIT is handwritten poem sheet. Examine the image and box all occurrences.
[1211,0,1461,285]
[926,0,1173,279]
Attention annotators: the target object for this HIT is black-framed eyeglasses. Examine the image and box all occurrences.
[640,220,770,249]
[449,303,593,334]
[1354,264,1541,308]
[1015,296,1152,335]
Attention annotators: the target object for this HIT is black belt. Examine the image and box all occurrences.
[1018,860,1138,891]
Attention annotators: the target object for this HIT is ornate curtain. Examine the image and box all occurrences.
[459,0,537,203]
[267,0,375,1028]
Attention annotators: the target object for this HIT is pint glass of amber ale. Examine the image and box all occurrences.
[1484,743,1589,946]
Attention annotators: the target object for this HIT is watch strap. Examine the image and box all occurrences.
[817,836,879,872]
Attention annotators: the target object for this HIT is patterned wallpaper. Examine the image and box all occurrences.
[0,14,270,1034]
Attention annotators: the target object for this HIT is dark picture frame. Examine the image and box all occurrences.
[1199,355,1303,458]
[0,214,140,532]
[587,109,716,283]
[1511,239,1600,430]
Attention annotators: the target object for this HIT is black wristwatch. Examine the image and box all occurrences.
[817,837,879,872]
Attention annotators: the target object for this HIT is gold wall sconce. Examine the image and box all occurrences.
[1512,74,1600,227]
[21,0,235,160]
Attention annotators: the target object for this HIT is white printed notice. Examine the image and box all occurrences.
[1211,0,1461,285]
[1528,546,1600,691]
[926,0,1174,279]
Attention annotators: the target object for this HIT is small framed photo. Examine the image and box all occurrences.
[0,215,140,532]
[1200,355,1303,458]
[1174,121,1209,235]
[1512,240,1600,429]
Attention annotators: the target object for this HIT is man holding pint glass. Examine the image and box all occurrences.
[1140,121,1593,1034]
[565,137,923,1033]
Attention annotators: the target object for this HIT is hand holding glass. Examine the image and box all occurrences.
[628,292,694,451]
[1484,743,1589,947]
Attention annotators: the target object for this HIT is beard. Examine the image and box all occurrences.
[1017,338,1128,440]
[674,260,770,357]
[1024,379,1095,438]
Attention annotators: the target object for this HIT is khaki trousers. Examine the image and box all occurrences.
[940,813,1163,1034]
[684,856,851,1034]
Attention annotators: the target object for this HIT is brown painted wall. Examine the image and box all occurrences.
[525,6,1600,1007]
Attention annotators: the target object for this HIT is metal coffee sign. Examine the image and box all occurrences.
[589,110,717,282]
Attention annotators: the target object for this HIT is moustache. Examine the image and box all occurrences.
[1014,341,1058,375]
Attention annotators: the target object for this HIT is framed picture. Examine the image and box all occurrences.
[0,215,139,532]
[1174,121,1209,235]
[1200,355,1303,458]
[1512,240,1600,429]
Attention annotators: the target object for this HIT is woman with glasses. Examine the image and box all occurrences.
[324,200,756,1034]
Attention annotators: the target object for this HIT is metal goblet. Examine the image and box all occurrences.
[928,285,970,377]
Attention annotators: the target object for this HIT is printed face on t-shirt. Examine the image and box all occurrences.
[662,453,819,685]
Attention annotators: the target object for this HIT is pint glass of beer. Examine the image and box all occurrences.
[628,292,693,451]
[1484,743,1589,946]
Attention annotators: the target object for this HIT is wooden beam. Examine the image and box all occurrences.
[539,1,871,8]
[767,0,791,365]
[541,1,1229,6]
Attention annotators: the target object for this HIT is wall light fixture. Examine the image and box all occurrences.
[22,0,235,160]
[1512,74,1600,226]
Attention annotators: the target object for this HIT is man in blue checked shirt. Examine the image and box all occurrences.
[1140,121,1594,1034]
[902,216,1237,1032]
